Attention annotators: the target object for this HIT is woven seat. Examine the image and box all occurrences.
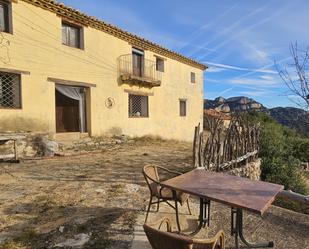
[158,187,190,205]
[143,165,191,223]
[144,217,225,249]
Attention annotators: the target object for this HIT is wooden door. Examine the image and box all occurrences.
[132,51,144,77]
[56,90,80,132]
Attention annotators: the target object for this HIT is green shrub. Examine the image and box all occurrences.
[245,112,309,195]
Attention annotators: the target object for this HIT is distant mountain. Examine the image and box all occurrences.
[204,96,309,135]
[204,96,266,113]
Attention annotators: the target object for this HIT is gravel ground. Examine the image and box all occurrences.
[0,139,192,249]
[0,139,308,249]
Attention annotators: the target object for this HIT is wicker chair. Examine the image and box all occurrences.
[143,165,191,223]
[143,217,225,249]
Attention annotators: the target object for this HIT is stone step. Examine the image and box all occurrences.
[54,132,89,144]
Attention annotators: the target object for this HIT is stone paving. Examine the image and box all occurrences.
[0,139,308,249]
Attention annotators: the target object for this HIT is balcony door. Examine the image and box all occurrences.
[132,48,144,77]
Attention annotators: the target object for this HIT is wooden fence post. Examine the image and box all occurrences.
[193,123,201,168]
[199,132,204,168]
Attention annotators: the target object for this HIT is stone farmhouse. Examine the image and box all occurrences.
[0,0,206,141]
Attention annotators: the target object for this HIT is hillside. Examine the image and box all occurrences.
[269,107,309,135]
[204,96,309,136]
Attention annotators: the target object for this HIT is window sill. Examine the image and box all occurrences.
[129,116,149,119]
[0,30,13,35]
[62,43,84,51]
[0,107,22,110]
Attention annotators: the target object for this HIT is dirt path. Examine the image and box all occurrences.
[0,140,192,249]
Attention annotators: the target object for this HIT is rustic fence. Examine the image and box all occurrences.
[193,114,260,171]
[193,113,309,206]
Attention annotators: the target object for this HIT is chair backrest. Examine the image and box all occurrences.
[143,165,160,196]
[143,223,193,249]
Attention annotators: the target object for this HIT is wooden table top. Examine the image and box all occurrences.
[161,169,284,215]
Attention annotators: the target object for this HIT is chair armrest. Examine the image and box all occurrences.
[193,230,225,249]
[147,217,172,232]
[156,166,183,176]
[143,172,161,185]
[158,217,172,232]
[143,172,173,198]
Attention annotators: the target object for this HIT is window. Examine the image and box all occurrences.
[191,72,196,83]
[156,57,164,72]
[0,72,21,109]
[0,0,11,33]
[129,94,148,118]
[62,22,83,49]
[179,100,186,117]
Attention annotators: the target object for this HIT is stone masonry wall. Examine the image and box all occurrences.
[0,133,51,158]
[0,133,134,160]
[227,158,261,180]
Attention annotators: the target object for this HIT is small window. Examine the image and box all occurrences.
[0,72,21,109]
[179,100,186,117]
[156,57,164,72]
[191,72,196,83]
[129,94,148,118]
[0,1,11,33]
[62,22,83,49]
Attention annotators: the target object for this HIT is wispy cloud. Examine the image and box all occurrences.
[238,90,273,97]
[197,3,289,61]
[187,2,272,57]
[234,56,290,79]
[218,87,235,96]
[204,62,277,74]
[178,2,241,51]
[228,77,278,86]
[206,67,227,73]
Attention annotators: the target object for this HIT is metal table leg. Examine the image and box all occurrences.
[189,197,211,235]
[231,208,274,249]
[172,190,182,232]
[173,193,211,235]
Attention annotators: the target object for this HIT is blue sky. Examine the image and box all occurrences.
[61,0,309,108]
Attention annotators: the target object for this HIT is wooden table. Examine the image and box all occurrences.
[161,169,284,249]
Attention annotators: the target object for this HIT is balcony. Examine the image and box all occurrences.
[118,54,162,87]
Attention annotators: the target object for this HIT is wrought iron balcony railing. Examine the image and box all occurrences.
[118,54,162,87]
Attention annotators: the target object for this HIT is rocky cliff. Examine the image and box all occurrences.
[204,96,266,113]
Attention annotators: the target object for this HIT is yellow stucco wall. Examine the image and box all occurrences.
[0,1,204,141]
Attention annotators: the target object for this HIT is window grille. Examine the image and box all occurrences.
[0,72,21,109]
[180,100,186,117]
[191,72,196,83]
[129,94,148,117]
[156,57,164,72]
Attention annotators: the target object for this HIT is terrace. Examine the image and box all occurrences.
[0,139,308,249]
